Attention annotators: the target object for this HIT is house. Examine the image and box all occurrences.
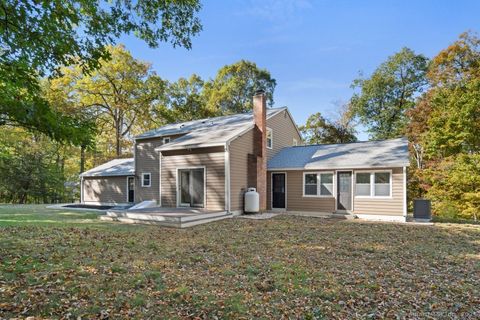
[80,91,409,222]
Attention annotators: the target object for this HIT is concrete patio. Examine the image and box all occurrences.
[101,207,232,228]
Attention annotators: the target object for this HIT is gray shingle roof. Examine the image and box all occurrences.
[140,107,288,151]
[136,108,285,138]
[268,138,409,170]
[80,158,134,178]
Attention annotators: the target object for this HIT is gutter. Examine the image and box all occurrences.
[267,164,411,171]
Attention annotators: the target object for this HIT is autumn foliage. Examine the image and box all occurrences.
[407,32,480,220]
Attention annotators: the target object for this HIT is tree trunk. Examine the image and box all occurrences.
[115,116,122,157]
[80,145,86,174]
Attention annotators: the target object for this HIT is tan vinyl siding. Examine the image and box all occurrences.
[229,129,255,211]
[267,171,336,212]
[353,167,404,216]
[267,167,404,216]
[83,176,128,204]
[134,134,184,203]
[228,110,301,212]
[161,147,225,210]
[266,110,302,160]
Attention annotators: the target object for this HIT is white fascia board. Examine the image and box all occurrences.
[268,165,409,171]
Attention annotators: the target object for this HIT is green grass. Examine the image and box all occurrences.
[0,205,479,319]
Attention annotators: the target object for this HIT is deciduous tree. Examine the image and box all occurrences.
[203,60,276,114]
[300,112,357,144]
[349,48,428,139]
[407,31,480,219]
[48,45,166,157]
[0,0,202,143]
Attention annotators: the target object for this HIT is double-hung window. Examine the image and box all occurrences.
[142,173,151,187]
[304,174,318,196]
[355,171,391,197]
[266,128,273,149]
[303,172,334,197]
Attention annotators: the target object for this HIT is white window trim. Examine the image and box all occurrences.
[266,127,273,149]
[354,170,393,199]
[175,166,206,208]
[163,137,171,144]
[302,171,335,198]
[141,172,151,187]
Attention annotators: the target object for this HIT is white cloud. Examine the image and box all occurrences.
[241,0,312,21]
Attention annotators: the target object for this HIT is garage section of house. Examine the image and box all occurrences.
[267,138,409,222]
[80,158,135,205]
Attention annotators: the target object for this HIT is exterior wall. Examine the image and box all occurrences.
[267,171,336,212]
[229,129,255,212]
[160,147,225,211]
[229,109,302,213]
[134,134,184,203]
[353,167,404,216]
[82,176,129,204]
[266,110,302,160]
[267,167,405,217]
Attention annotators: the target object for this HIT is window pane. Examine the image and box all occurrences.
[356,173,370,184]
[356,184,370,196]
[319,173,333,196]
[375,184,390,196]
[267,129,272,148]
[304,173,317,195]
[143,174,150,186]
[320,173,333,184]
[320,183,333,196]
[305,185,317,195]
[305,174,317,184]
[375,172,390,184]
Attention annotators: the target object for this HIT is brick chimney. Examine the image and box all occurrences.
[253,89,267,211]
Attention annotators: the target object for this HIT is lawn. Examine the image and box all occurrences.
[0,205,479,319]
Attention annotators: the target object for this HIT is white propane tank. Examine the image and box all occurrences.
[244,187,260,213]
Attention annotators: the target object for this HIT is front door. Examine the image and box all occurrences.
[272,173,286,209]
[127,176,135,203]
[337,172,352,211]
[179,168,205,208]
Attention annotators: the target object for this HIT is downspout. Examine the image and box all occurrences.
[403,166,407,219]
[224,143,231,213]
[159,151,162,207]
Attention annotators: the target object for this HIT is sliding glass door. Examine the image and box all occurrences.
[179,168,205,208]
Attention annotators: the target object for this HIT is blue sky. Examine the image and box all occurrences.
[121,0,480,140]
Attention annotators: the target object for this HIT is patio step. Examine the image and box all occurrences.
[101,210,232,228]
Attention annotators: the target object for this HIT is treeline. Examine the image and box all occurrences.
[0,46,277,203]
[0,0,203,203]
[296,32,479,220]
[347,32,479,220]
